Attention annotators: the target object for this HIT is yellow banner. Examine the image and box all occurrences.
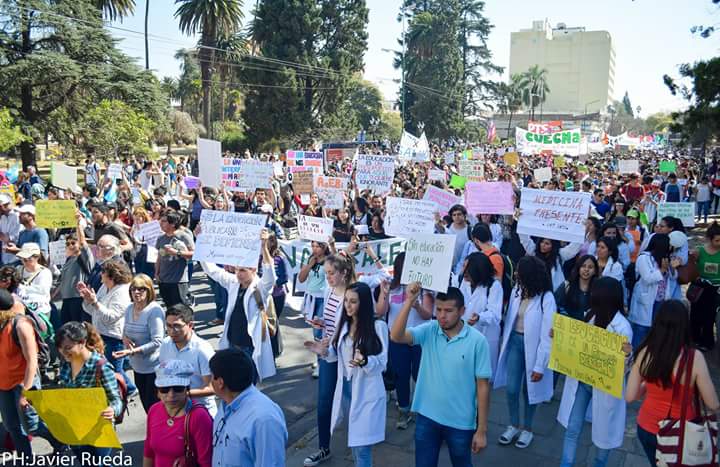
[549,314,626,398]
[36,200,76,229]
[503,151,519,166]
[25,388,121,448]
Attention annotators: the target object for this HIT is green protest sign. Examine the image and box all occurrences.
[450,174,467,189]
[659,160,677,172]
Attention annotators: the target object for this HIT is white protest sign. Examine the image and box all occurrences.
[106,163,123,181]
[51,163,77,190]
[222,159,273,192]
[356,154,395,194]
[355,224,369,236]
[458,159,484,181]
[273,161,284,177]
[444,152,456,165]
[49,240,66,267]
[131,188,142,204]
[313,175,348,210]
[134,221,163,263]
[657,202,695,227]
[618,159,639,174]
[399,131,429,161]
[197,138,222,187]
[385,197,436,237]
[193,211,266,267]
[534,166,552,182]
[428,169,446,182]
[400,233,456,293]
[517,188,592,244]
[422,185,461,216]
[297,215,334,242]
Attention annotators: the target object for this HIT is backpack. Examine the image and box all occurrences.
[10,313,52,370]
[489,250,514,304]
[95,358,129,424]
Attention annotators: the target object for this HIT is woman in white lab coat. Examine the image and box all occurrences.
[495,256,556,449]
[594,237,624,283]
[307,282,388,467]
[556,277,633,467]
[459,252,503,379]
[519,234,582,291]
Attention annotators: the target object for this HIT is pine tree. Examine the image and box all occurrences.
[622,91,634,117]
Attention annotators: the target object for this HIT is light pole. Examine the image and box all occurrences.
[582,99,600,133]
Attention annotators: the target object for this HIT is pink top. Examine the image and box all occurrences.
[143,401,213,467]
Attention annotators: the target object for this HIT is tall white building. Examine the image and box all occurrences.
[509,19,615,115]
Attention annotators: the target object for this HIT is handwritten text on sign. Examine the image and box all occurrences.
[356,154,395,194]
[297,215,334,242]
[36,200,76,229]
[549,314,626,398]
[313,175,348,210]
[193,210,266,268]
[517,188,591,244]
[458,159,484,181]
[400,234,455,293]
[222,159,273,192]
[423,185,461,216]
[465,182,515,215]
[384,197,436,237]
[657,202,695,228]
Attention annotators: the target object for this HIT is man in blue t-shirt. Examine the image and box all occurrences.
[590,189,611,220]
[390,283,491,466]
[3,204,49,261]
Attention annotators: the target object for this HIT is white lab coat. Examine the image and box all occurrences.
[628,253,679,327]
[460,279,502,379]
[520,234,581,291]
[200,261,277,381]
[557,312,633,449]
[494,288,556,404]
[328,320,389,447]
[599,257,624,283]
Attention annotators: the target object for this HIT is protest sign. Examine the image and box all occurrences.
[356,154,395,194]
[472,149,484,160]
[428,169,446,182]
[534,166,552,182]
[49,240,66,267]
[25,388,122,448]
[399,131,429,161]
[314,175,348,210]
[106,163,123,181]
[618,159,639,174]
[516,127,582,156]
[659,160,677,173]
[553,156,566,168]
[444,152,456,165]
[292,170,314,195]
[286,150,323,173]
[193,211,266,267]
[465,182,515,215]
[517,188,592,244]
[355,224,369,236]
[449,175,467,189]
[51,163,77,190]
[184,176,200,190]
[385,197,436,237]
[131,187,142,205]
[423,185,462,216]
[297,215,334,242]
[657,202,695,227]
[222,159,273,192]
[134,220,163,263]
[458,159,484,181]
[36,200,76,229]
[273,161,284,177]
[197,138,222,187]
[325,147,357,166]
[503,151,520,166]
[400,233,456,293]
[0,184,16,206]
[549,314,626,398]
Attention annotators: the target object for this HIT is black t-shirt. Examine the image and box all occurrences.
[228,288,253,351]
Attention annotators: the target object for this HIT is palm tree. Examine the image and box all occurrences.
[175,0,244,137]
[498,74,524,139]
[94,0,136,21]
[519,65,549,121]
[174,48,202,118]
[214,33,247,122]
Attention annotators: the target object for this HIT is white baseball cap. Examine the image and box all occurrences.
[155,359,193,388]
[17,204,36,216]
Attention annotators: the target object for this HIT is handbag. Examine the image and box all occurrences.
[253,289,277,341]
[677,252,700,285]
[656,349,719,467]
[686,282,705,304]
[172,405,197,467]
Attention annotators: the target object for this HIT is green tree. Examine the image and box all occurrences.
[377,110,402,142]
[80,99,154,158]
[175,0,244,135]
[347,79,383,131]
[519,65,549,120]
[497,73,524,139]
[174,49,202,118]
[644,112,673,133]
[0,108,29,152]
[93,0,135,21]
[622,91,634,117]
[154,109,199,155]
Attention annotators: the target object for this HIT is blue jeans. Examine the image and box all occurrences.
[0,383,59,456]
[560,382,610,467]
[631,323,650,350]
[209,277,228,320]
[415,413,474,467]
[388,341,422,409]
[342,379,373,467]
[102,335,137,394]
[317,359,337,450]
[637,425,657,467]
[312,297,326,341]
[697,200,711,223]
[505,331,536,429]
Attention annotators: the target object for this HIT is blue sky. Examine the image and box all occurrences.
[111,0,720,115]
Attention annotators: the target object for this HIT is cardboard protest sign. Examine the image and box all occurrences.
[384,197,436,237]
[659,160,677,173]
[517,188,592,244]
[193,211,266,267]
[465,182,515,215]
[297,215,334,242]
[549,314,626,398]
[516,127,582,156]
[534,166,552,182]
[36,200,76,229]
[292,170,314,195]
[400,233,456,293]
[423,185,461,216]
[313,175,348,210]
[449,175,467,189]
[51,163,77,190]
[657,202,695,227]
[222,159,273,192]
[503,152,520,166]
[428,169,446,182]
[618,159,639,174]
[458,159,484,182]
[286,150,323,173]
[197,138,222,187]
[49,240,66,267]
[356,154,395,194]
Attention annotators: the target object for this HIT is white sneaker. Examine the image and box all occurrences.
[311,366,319,379]
[498,425,520,445]
[515,430,534,448]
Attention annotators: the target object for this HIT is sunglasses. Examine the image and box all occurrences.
[158,386,186,394]
[130,287,148,293]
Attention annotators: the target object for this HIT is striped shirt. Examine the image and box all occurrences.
[323,291,343,339]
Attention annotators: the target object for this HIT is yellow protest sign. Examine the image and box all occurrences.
[36,200,76,229]
[549,313,626,398]
[25,388,121,448]
[553,155,566,168]
[503,151,519,166]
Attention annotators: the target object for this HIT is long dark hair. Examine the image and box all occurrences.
[637,300,692,389]
[516,256,552,299]
[597,236,619,263]
[601,222,628,244]
[566,255,598,312]
[646,233,671,268]
[534,237,560,274]
[585,277,625,328]
[333,282,383,357]
[463,252,495,290]
[389,252,405,290]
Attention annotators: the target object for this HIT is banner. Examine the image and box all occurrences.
[400,233,455,293]
[465,182,515,215]
[297,215,334,242]
[313,175,348,210]
[286,150,323,173]
[399,131,429,162]
[423,185,461,216]
[528,120,563,134]
[517,188,592,244]
[193,211,266,267]
[356,154,395,194]
[197,138,222,187]
[618,159,639,174]
[549,314,626,398]
[36,200,76,229]
[222,158,273,192]
[657,202,695,227]
[385,197,436,237]
[516,127,582,156]
[458,159,484,182]
[51,163,77,190]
